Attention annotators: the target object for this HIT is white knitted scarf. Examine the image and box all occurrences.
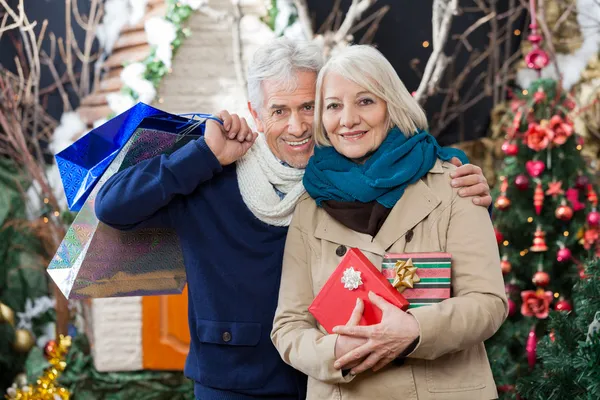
[236,134,306,226]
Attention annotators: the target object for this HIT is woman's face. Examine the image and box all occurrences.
[321,72,389,161]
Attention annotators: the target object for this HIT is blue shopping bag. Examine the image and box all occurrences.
[49,110,221,298]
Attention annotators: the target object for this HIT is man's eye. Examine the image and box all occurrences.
[272,109,283,116]
[304,105,314,111]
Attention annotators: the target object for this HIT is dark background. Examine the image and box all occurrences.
[0,0,527,145]
[306,0,527,145]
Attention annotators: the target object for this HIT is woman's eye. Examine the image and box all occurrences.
[326,103,339,110]
[359,98,374,105]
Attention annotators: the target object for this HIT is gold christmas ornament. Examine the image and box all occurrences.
[392,259,421,292]
[12,329,35,353]
[0,302,15,326]
[5,335,72,400]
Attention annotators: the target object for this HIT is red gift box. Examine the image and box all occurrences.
[308,248,409,334]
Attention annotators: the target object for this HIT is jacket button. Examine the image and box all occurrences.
[222,332,232,343]
[405,230,414,243]
[336,245,347,257]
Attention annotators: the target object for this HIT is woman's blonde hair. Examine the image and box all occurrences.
[314,45,428,146]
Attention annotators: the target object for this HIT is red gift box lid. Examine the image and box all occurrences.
[308,248,409,334]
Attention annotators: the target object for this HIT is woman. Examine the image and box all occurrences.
[271,45,507,400]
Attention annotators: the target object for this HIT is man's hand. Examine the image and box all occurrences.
[204,110,258,166]
[334,298,368,371]
[449,158,492,207]
[332,292,420,375]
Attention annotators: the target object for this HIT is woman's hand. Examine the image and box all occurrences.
[332,291,420,375]
[334,298,368,370]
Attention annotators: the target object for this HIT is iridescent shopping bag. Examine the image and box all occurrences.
[55,102,165,212]
[48,110,220,299]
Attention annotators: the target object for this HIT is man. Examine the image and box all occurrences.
[95,38,491,400]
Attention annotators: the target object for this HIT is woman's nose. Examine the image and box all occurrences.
[340,105,359,128]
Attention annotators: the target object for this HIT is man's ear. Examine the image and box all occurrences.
[247,101,264,133]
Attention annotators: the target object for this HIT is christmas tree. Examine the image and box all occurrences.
[516,257,600,400]
[486,76,599,399]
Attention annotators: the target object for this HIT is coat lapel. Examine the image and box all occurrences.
[313,160,446,256]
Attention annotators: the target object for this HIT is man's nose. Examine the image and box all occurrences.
[288,112,305,135]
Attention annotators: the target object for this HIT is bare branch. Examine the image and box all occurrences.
[293,0,314,39]
[414,0,458,104]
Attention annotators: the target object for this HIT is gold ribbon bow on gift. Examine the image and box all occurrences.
[392,258,420,293]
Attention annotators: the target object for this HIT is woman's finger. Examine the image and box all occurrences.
[346,298,364,326]
[334,341,373,370]
[350,351,383,375]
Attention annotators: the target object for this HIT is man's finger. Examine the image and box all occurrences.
[346,298,364,326]
[216,110,232,131]
[334,342,373,370]
[451,174,484,189]
[227,115,241,139]
[332,324,372,337]
[449,157,463,167]
[458,183,490,198]
[474,194,492,207]
[450,163,481,178]
[350,351,383,375]
[236,118,250,142]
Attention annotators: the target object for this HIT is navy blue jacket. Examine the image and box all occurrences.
[95,137,307,400]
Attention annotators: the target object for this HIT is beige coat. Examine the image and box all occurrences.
[271,160,508,400]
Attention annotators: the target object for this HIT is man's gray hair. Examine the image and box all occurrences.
[247,37,324,111]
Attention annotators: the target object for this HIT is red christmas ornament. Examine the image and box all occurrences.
[588,184,598,207]
[500,256,512,275]
[526,327,538,370]
[521,289,553,319]
[495,195,511,211]
[557,246,572,263]
[508,298,517,317]
[525,122,554,151]
[587,209,600,227]
[555,299,572,312]
[566,188,586,211]
[582,228,599,250]
[530,226,548,252]
[545,181,564,197]
[505,282,520,296]
[495,227,504,244]
[533,88,546,103]
[575,174,589,190]
[502,141,519,156]
[550,115,574,145]
[549,330,556,343]
[515,174,530,191]
[532,271,550,287]
[526,160,546,177]
[555,202,574,221]
[578,264,588,279]
[44,340,57,360]
[534,182,544,215]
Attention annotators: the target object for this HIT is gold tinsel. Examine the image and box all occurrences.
[5,335,72,400]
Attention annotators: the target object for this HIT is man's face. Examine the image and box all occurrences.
[248,71,316,169]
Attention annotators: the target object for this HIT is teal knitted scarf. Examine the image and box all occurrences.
[303,127,468,208]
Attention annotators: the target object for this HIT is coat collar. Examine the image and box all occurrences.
[313,160,445,256]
